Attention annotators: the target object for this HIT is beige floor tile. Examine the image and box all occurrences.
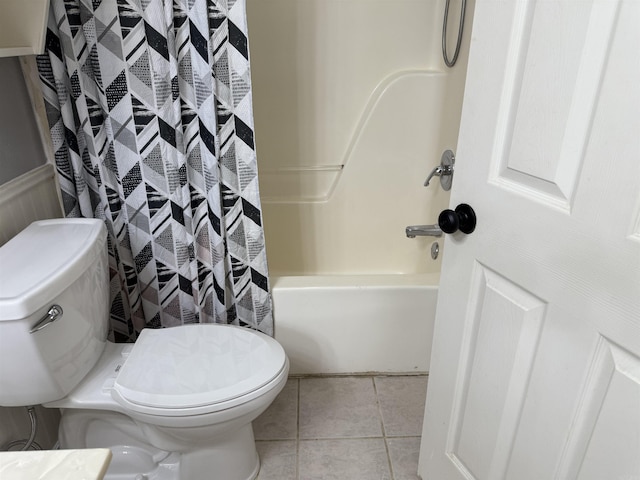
[299,377,382,439]
[374,376,428,436]
[256,440,297,480]
[386,437,422,480]
[254,378,298,440]
[299,438,391,480]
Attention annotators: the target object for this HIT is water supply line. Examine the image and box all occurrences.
[442,0,467,67]
[1,406,42,451]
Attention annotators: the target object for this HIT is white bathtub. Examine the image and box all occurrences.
[271,273,438,375]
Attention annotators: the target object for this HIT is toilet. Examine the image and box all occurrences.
[0,218,289,480]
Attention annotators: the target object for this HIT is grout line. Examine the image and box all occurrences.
[256,435,421,442]
[295,377,300,480]
[372,377,387,438]
[288,372,428,379]
[256,439,297,443]
[297,435,391,441]
[373,377,396,480]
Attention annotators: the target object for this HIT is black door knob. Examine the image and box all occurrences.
[438,203,476,234]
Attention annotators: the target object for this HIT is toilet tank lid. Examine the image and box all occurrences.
[0,219,106,320]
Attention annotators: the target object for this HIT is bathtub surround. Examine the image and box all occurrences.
[36,0,272,338]
[247,0,473,277]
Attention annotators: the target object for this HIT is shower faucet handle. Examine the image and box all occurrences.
[424,150,455,191]
[424,165,443,186]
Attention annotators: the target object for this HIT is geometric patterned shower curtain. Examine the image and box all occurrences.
[36,0,273,340]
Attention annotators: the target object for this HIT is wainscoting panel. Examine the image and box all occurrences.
[0,164,62,246]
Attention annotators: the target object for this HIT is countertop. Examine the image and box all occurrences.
[0,448,112,480]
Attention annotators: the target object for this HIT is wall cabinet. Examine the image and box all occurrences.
[0,0,49,57]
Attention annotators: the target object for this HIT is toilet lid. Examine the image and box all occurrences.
[113,324,286,410]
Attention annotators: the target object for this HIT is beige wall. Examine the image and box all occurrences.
[247,0,474,275]
[0,57,47,185]
[0,58,62,450]
[0,57,61,246]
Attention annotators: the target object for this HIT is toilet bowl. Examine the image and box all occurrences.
[0,219,289,480]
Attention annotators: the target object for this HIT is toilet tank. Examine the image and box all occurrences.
[0,219,110,406]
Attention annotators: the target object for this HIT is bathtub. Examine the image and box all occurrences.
[271,273,438,375]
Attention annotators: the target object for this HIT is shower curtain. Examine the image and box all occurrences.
[36,0,272,340]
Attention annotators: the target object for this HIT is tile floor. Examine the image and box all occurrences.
[252,375,428,480]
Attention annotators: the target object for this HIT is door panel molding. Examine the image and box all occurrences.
[447,264,547,479]
[489,0,621,212]
[556,337,640,479]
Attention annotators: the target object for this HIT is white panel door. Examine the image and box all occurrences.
[418,0,640,479]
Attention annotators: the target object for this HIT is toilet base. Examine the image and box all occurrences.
[59,409,260,480]
[179,424,260,480]
[102,448,180,480]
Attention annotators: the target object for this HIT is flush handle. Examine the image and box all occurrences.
[30,305,63,334]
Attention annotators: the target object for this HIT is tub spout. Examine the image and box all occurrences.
[405,224,443,238]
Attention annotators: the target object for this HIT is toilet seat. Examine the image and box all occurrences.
[112,324,287,417]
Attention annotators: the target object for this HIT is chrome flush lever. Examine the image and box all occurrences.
[424,150,455,191]
[30,305,63,334]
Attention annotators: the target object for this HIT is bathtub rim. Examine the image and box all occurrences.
[270,272,440,290]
